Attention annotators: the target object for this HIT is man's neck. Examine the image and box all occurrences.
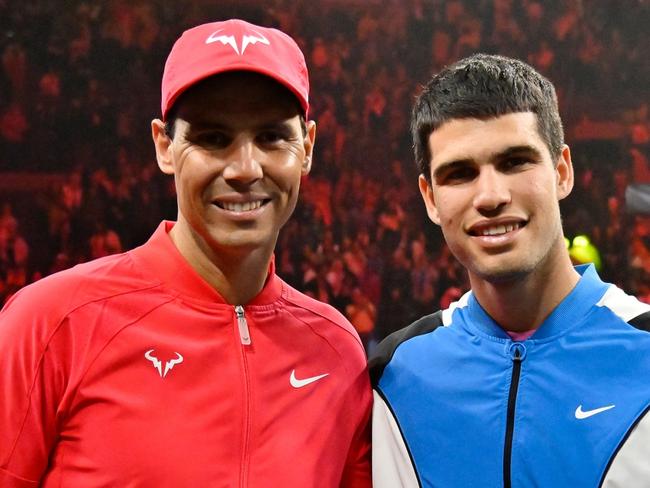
[469,251,581,334]
[169,226,273,305]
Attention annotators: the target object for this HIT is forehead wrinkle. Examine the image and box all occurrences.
[183,115,299,135]
[178,88,299,125]
[176,73,301,122]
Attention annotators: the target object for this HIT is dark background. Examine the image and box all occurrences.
[1,0,649,347]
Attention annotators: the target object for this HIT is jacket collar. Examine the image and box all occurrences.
[130,221,282,307]
[462,265,609,341]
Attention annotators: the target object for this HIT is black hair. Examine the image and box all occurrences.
[411,54,564,182]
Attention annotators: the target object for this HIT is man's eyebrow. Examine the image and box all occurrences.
[185,119,295,132]
[431,145,545,180]
[493,145,544,161]
[257,120,294,131]
[432,158,474,180]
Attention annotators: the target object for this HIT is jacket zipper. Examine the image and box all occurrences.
[504,343,525,488]
[235,305,252,487]
[236,305,251,345]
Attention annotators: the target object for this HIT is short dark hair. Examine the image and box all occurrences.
[412,54,564,181]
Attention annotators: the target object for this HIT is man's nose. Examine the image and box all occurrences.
[472,167,511,212]
[222,141,263,185]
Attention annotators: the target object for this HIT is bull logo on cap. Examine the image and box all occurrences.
[205,29,270,55]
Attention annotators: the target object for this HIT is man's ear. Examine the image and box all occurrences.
[555,144,574,201]
[418,174,441,225]
[301,120,316,175]
[151,119,175,175]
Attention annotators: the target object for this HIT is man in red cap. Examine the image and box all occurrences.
[0,20,371,487]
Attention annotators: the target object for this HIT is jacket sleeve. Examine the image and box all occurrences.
[0,290,66,486]
[339,364,373,488]
[371,390,420,487]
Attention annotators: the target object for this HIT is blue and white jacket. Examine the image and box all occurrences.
[370,265,650,487]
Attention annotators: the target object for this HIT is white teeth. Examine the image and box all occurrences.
[220,200,264,212]
[479,223,520,236]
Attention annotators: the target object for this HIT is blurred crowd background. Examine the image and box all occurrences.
[1,0,649,351]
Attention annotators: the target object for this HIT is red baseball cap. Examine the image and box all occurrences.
[161,19,309,120]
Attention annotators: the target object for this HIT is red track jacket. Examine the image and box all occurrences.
[0,222,371,487]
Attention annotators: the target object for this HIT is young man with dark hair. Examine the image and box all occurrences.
[370,54,650,487]
[0,20,371,487]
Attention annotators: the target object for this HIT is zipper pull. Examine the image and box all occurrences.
[508,342,526,362]
[235,305,251,345]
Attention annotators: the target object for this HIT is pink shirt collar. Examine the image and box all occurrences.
[504,328,537,342]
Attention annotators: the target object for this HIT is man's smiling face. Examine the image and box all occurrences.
[418,112,574,284]
[153,72,315,259]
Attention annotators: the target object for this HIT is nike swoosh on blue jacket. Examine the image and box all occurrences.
[370,265,650,487]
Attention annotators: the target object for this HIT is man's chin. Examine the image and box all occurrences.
[208,229,278,253]
[471,263,534,285]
